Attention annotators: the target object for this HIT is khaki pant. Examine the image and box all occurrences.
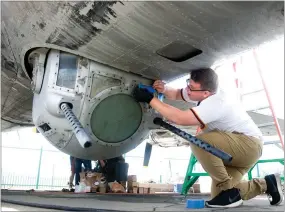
[191,130,266,200]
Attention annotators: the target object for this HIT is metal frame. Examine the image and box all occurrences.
[252,49,284,149]
[248,158,284,180]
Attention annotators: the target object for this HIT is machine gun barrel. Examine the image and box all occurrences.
[60,103,92,148]
[153,117,232,162]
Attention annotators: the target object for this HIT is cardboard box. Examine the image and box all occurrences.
[109,181,126,193]
[120,181,126,189]
[133,187,138,194]
[143,187,149,194]
[80,172,86,182]
[91,187,98,193]
[132,182,139,187]
[127,181,139,188]
[127,175,137,182]
[139,187,144,194]
[138,183,174,192]
[84,172,102,192]
[99,186,106,193]
[192,183,200,193]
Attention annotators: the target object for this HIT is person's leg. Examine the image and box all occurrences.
[210,166,246,199]
[236,172,283,206]
[210,179,219,199]
[83,160,92,171]
[193,131,262,191]
[211,166,283,205]
[225,166,267,200]
[75,159,82,185]
[87,160,92,170]
[69,156,75,188]
[69,171,75,188]
[191,130,263,207]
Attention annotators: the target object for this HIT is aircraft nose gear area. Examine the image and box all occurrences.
[30,48,156,160]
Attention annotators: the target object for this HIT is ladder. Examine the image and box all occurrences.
[234,49,284,149]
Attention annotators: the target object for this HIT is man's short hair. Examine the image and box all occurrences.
[190,68,218,92]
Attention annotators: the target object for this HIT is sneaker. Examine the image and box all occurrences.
[205,188,243,208]
[265,173,283,205]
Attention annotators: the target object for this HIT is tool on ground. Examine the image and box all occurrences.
[60,103,92,148]
[153,117,232,162]
[138,83,164,101]
[186,199,205,209]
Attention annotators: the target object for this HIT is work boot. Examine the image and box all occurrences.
[265,173,283,205]
[205,188,243,208]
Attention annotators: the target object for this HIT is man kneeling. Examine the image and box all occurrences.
[133,68,283,208]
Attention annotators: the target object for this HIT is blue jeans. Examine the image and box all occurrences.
[75,159,92,185]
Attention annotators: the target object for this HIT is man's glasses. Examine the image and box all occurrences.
[186,79,208,92]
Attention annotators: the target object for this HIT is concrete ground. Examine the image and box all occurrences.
[1,203,60,211]
[1,190,284,211]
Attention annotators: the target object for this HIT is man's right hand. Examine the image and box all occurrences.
[153,80,166,93]
[153,80,184,101]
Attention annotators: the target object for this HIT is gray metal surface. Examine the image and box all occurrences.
[248,111,284,136]
[60,103,92,148]
[1,1,284,129]
[31,49,155,160]
[2,203,60,212]
[1,190,284,211]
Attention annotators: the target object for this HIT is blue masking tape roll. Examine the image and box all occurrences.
[138,83,156,93]
[138,83,164,101]
[186,199,205,209]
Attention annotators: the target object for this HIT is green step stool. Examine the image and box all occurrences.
[181,154,284,195]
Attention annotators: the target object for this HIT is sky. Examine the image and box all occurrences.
[1,37,284,192]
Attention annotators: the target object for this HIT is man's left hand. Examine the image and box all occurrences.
[133,86,154,103]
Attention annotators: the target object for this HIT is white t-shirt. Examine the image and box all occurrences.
[181,88,263,138]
